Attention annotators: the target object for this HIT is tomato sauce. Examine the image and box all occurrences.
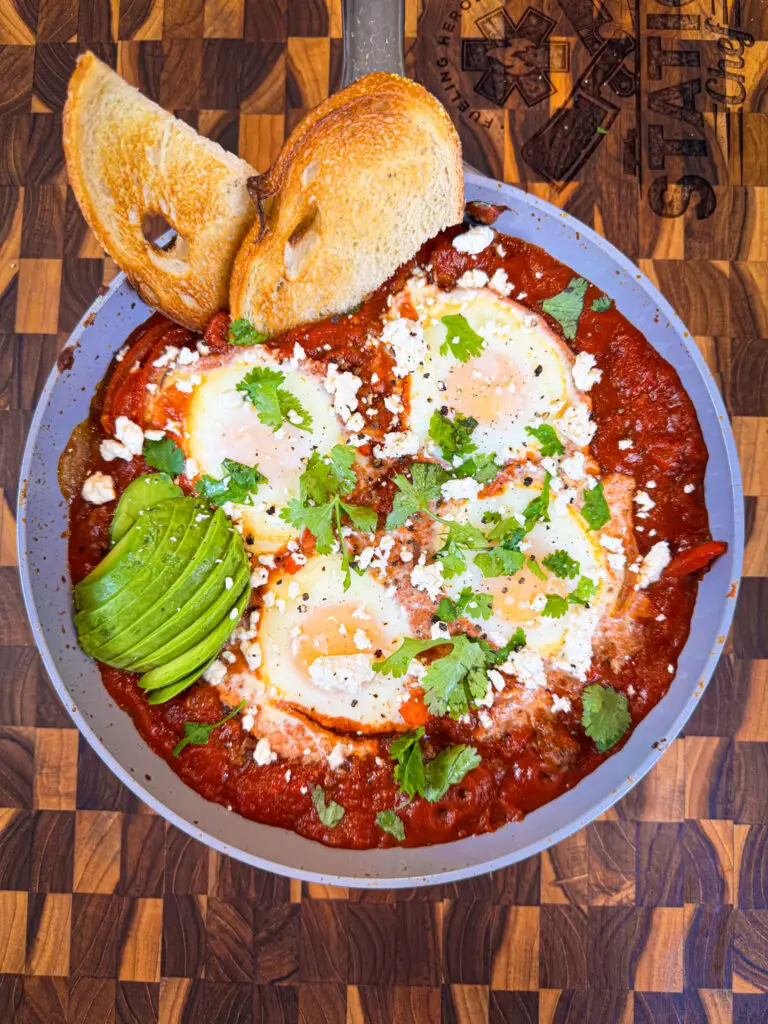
[63,226,724,849]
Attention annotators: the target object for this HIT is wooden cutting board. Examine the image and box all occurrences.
[0,0,764,1020]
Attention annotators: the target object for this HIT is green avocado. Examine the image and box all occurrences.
[110,473,183,544]
[76,498,201,654]
[138,581,249,692]
[74,512,165,612]
[146,656,219,705]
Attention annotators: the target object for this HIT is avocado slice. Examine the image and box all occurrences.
[145,655,218,705]
[138,582,249,691]
[76,499,200,655]
[123,548,250,672]
[110,473,183,544]
[74,512,165,612]
[80,504,231,664]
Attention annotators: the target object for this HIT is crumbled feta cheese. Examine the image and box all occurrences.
[114,416,145,455]
[410,556,445,600]
[430,621,451,640]
[558,405,596,446]
[81,471,115,504]
[177,347,199,366]
[324,365,362,422]
[683,483,695,494]
[656,613,666,622]
[221,650,236,664]
[452,224,494,254]
[196,341,210,355]
[258,555,276,568]
[489,268,512,296]
[503,649,547,691]
[250,568,269,588]
[353,628,371,651]
[381,318,428,378]
[224,577,234,590]
[308,654,374,693]
[634,490,656,514]
[488,669,506,692]
[457,269,489,289]
[328,742,346,771]
[383,394,404,415]
[560,451,586,480]
[571,352,603,392]
[175,378,194,394]
[203,659,227,686]
[240,639,262,671]
[555,607,599,681]
[478,710,493,729]
[100,438,132,462]
[284,769,292,782]
[241,713,255,731]
[634,541,671,590]
[152,346,179,368]
[287,581,301,599]
[441,477,480,502]
[646,480,657,489]
[551,694,572,714]
[618,439,633,450]
[253,737,277,765]
[373,431,419,460]
[143,429,165,441]
[115,345,128,362]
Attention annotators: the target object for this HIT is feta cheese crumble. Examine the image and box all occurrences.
[308,654,374,694]
[381,318,428,378]
[634,541,671,590]
[114,416,145,455]
[452,224,494,254]
[81,471,115,504]
[571,352,603,392]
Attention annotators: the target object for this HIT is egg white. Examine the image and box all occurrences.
[245,554,417,733]
[398,282,592,464]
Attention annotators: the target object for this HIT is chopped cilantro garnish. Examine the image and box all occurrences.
[569,575,598,606]
[453,452,501,484]
[229,318,269,346]
[428,410,500,484]
[591,296,612,312]
[522,472,552,527]
[280,445,376,589]
[385,462,448,529]
[372,638,448,679]
[474,546,525,579]
[493,627,527,664]
[376,810,405,841]
[439,313,485,362]
[311,786,345,828]
[196,458,267,506]
[541,276,588,341]
[525,423,564,457]
[581,480,611,530]
[435,520,487,578]
[172,700,245,757]
[437,587,493,623]
[542,594,569,619]
[581,684,631,752]
[143,436,185,476]
[237,366,312,432]
[542,549,580,579]
[527,556,547,581]
[389,729,481,803]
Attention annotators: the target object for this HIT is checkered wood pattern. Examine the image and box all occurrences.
[0,0,765,1020]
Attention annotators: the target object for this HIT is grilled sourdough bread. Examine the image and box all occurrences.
[230,73,464,335]
[64,52,256,330]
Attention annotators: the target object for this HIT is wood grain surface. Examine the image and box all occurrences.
[0,0,764,1020]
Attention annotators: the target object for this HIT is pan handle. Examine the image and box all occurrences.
[341,0,406,86]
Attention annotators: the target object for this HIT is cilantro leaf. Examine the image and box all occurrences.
[428,410,478,459]
[492,627,527,664]
[143,436,185,476]
[423,744,481,802]
[436,521,487,579]
[229,318,269,346]
[301,446,357,504]
[569,575,598,606]
[421,634,493,717]
[172,700,245,757]
[542,549,580,579]
[281,499,335,552]
[376,810,405,841]
[454,453,501,484]
[591,296,612,313]
[440,313,485,362]
[196,458,267,506]
[474,546,525,579]
[581,683,631,752]
[581,480,611,530]
[541,276,588,341]
[525,423,564,458]
[311,786,345,828]
[527,556,547,581]
[385,463,448,529]
[522,472,552,527]
[340,501,377,533]
[390,729,426,800]
[372,639,448,678]
[486,517,526,547]
[542,594,569,619]
[237,366,312,431]
[437,587,493,623]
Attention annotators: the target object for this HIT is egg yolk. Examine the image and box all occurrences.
[442,350,525,423]
[293,603,391,678]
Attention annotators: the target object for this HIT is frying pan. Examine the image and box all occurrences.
[17,0,743,886]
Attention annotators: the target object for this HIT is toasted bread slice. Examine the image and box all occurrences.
[230,73,463,334]
[64,53,256,330]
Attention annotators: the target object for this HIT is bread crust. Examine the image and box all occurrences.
[64,52,257,330]
[230,73,464,334]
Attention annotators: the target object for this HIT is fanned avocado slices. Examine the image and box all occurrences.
[73,476,251,704]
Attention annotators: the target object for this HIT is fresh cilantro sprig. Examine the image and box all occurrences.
[196,458,267,506]
[280,445,376,589]
[428,410,500,484]
[440,313,485,362]
[527,557,547,581]
[542,549,580,579]
[237,366,312,432]
[591,296,612,313]
[525,423,564,458]
[581,480,611,530]
[437,587,493,623]
[172,700,245,757]
[229,318,269,346]
[311,785,345,828]
[143,436,185,476]
[389,729,481,803]
[376,810,405,841]
[542,594,569,619]
[474,546,524,579]
[436,520,487,578]
[541,276,589,341]
[581,684,631,752]
[541,575,598,618]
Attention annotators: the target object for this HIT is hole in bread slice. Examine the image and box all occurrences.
[141,213,189,261]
